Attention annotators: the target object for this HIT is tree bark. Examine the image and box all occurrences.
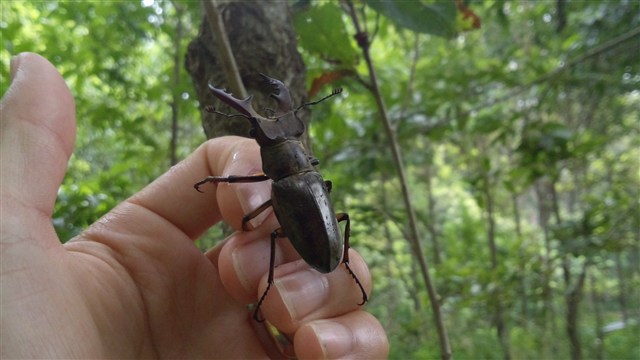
[614,252,630,324]
[589,272,604,360]
[550,180,586,360]
[185,0,308,141]
[511,191,530,327]
[564,261,587,360]
[535,180,558,357]
[483,172,511,360]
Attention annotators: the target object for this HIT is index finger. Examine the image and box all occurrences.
[127,136,270,240]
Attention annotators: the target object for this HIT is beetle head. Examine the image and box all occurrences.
[207,76,304,146]
[260,73,292,117]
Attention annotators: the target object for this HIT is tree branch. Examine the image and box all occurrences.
[202,0,247,98]
[468,26,640,114]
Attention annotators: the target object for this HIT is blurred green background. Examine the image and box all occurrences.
[2,1,638,359]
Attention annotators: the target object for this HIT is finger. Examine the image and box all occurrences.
[294,311,389,360]
[86,136,271,243]
[259,250,372,333]
[204,137,273,232]
[0,53,76,240]
[137,135,271,238]
[211,217,302,304]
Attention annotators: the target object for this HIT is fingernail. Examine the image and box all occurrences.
[275,269,329,320]
[232,239,273,293]
[309,320,353,359]
[234,180,272,229]
[9,54,22,82]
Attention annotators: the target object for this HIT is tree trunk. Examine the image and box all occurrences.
[589,272,604,360]
[614,252,630,324]
[550,180,585,360]
[564,261,587,360]
[185,0,308,141]
[535,180,558,357]
[483,173,511,360]
[511,191,529,327]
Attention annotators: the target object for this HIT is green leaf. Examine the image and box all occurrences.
[364,0,457,38]
[293,3,358,68]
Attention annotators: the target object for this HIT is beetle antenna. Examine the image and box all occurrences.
[204,105,251,119]
[295,88,343,113]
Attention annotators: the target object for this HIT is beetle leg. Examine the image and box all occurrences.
[336,212,368,306]
[193,173,270,193]
[324,180,333,193]
[254,227,286,322]
[241,199,273,231]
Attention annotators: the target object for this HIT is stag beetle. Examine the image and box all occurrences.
[194,74,368,321]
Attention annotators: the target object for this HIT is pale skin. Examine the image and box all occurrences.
[0,53,389,359]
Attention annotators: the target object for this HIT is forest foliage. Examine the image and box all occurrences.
[2,1,639,359]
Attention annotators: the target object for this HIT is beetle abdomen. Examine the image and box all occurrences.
[271,172,342,273]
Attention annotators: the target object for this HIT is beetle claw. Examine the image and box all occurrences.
[253,308,265,323]
[344,261,368,306]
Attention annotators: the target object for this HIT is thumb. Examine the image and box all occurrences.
[0,53,76,233]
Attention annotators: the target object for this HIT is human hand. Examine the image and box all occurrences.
[0,53,388,359]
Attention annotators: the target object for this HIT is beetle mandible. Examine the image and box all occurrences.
[194,74,368,322]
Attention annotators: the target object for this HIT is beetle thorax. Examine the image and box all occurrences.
[261,140,315,181]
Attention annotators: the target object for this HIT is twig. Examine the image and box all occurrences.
[467,26,640,115]
[344,2,452,359]
[202,0,247,98]
[169,0,184,166]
